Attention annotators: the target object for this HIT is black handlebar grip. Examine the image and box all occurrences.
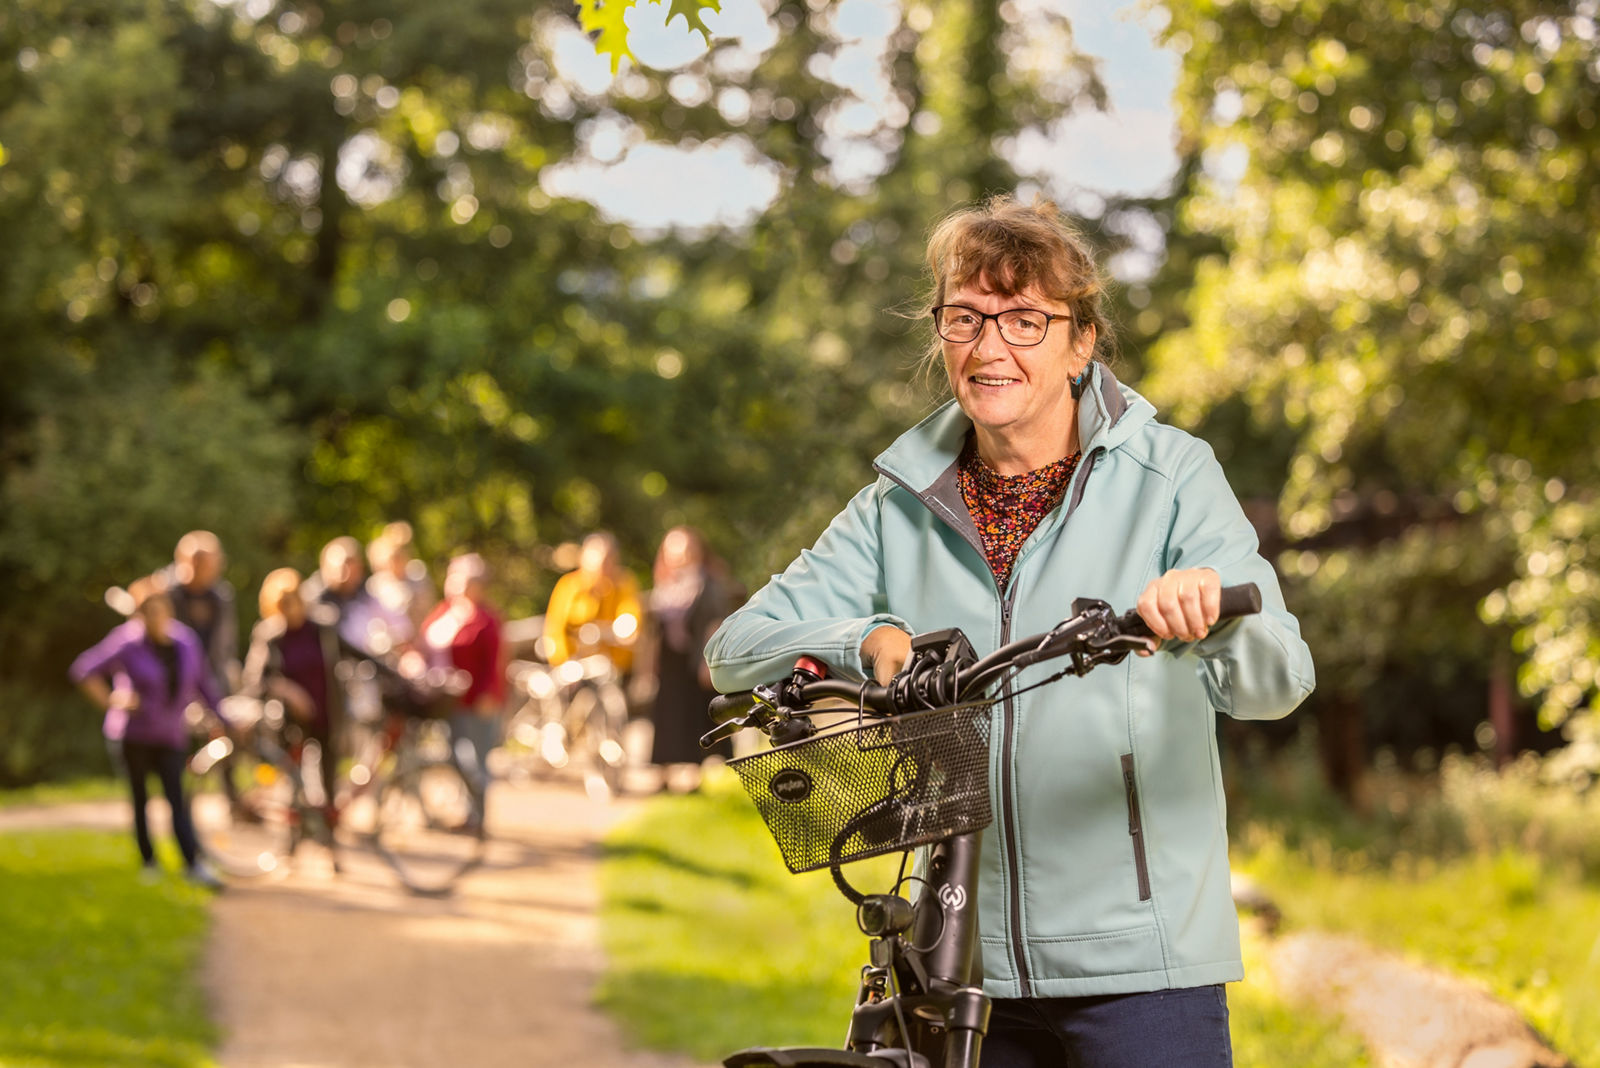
[708,690,759,725]
[1217,583,1262,621]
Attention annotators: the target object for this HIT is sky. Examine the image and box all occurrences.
[540,0,1182,239]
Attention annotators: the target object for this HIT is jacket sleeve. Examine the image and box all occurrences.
[543,573,578,665]
[69,628,128,684]
[705,479,911,691]
[239,623,278,696]
[1162,441,1316,721]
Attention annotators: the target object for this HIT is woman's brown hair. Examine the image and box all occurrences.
[258,567,302,620]
[919,194,1114,383]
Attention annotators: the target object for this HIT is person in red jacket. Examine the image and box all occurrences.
[420,553,505,833]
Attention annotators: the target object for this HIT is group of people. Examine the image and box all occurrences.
[70,520,740,887]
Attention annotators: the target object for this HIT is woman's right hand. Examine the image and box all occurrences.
[111,688,140,713]
[860,626,912,685]
[269,679,315,722]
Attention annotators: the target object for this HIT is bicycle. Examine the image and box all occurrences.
[188,695,314,877]
[698,584,1263,1068]
[503,653,631,800]
[188,671,486,896]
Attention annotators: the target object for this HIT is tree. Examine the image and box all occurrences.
[0,0,1110,782]
[1141,0,1600,788]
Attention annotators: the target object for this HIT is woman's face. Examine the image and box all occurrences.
[941,281,1092,456]
[580,537,615,575]
[279,588,307,629]
[138,597,174,641]
[661,529,698,572]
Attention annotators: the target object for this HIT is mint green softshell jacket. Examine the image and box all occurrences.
[705,364,1316,999]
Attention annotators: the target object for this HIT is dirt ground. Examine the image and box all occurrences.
[2,779,711,1068]
[5,791,1573,1068]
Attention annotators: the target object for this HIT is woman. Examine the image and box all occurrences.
[420,553,505,833]
[70,575,225,888]
[366,520,437,644]
[240,568,355,808]
[543,532,642,673]
[705,196,1315,1065]
[643,527,738,784]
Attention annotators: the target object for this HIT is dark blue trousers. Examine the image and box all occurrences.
[981,985,1232,1067]
[122,740,201,868]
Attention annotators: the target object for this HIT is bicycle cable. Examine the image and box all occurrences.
[890,871,947,955]
[884,951,918,1067]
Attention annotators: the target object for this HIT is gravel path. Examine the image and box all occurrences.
[7,797,1574,1067]
[1,780,711,1068]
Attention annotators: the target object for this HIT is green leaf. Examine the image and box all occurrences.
[664,0,719,44]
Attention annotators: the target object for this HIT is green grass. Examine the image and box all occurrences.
[0,830,218,1068]
[0,777,124,810]
[597,771,1372,1066]
[1237,827,1600,1064]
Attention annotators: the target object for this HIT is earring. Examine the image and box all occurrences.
[1069,363,1093,400]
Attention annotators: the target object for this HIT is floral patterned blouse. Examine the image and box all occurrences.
[957,436,1082,589]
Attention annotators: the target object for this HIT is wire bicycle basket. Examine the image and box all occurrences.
[728,703,994,874]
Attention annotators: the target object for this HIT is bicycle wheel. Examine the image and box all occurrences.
[372,758,484,895]
[570,680,628,799]
[188,736,295,878]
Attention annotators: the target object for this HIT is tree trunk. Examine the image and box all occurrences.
[1489,645,1515,769]
[1317,695,1367,811]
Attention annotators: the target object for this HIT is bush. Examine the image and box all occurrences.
[0,681,110,789]
[1227,728,1600,881]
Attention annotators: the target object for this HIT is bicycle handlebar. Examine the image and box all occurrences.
[702,583,1262,749]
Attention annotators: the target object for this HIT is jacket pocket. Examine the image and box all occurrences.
[1120,753,1152,902]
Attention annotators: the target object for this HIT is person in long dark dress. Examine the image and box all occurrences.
[645,527,738,786]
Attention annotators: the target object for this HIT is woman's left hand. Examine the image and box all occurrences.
[1135,568,1221,651]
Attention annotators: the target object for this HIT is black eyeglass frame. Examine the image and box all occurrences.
[930,303,1073,347]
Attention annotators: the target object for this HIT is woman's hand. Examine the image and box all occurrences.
[860,626,912,685]
[1135,568,1222,651]
[268,678,315,723]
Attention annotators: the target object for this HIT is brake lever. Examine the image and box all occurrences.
[698,681,820,749]
[1078,630,1160,669]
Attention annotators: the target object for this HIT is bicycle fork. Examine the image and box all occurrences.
[844,831,991,1068]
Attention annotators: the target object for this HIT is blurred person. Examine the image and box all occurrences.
[543,531,642,672]
[240,568,357,808]
[302,535,403,657]
[160,530,246,814]
[160,530,239,693]
[70,576,226,888]
[366,520,437,642]
[420,553,505,833]
[642,527,739,787]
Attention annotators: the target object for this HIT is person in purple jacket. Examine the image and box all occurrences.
[70,575,226,888]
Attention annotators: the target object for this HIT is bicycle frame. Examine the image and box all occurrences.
[707,585,1263,1068]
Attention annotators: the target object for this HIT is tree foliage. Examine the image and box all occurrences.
[0,0,1108,782]
[1143,0,1600,752]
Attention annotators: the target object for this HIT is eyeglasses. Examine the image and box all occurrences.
[931,304,1071,347]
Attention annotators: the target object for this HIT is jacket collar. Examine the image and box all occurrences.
[874,362,1153,495]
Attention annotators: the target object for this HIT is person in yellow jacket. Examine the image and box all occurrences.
[543,531,642,673]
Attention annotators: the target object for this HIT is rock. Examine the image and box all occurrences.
[1269,932,1572,1068]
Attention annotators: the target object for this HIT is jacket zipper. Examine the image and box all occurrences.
[880,443,1106,998]
[1121,753,1152,901]
[997,586,1032,995]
